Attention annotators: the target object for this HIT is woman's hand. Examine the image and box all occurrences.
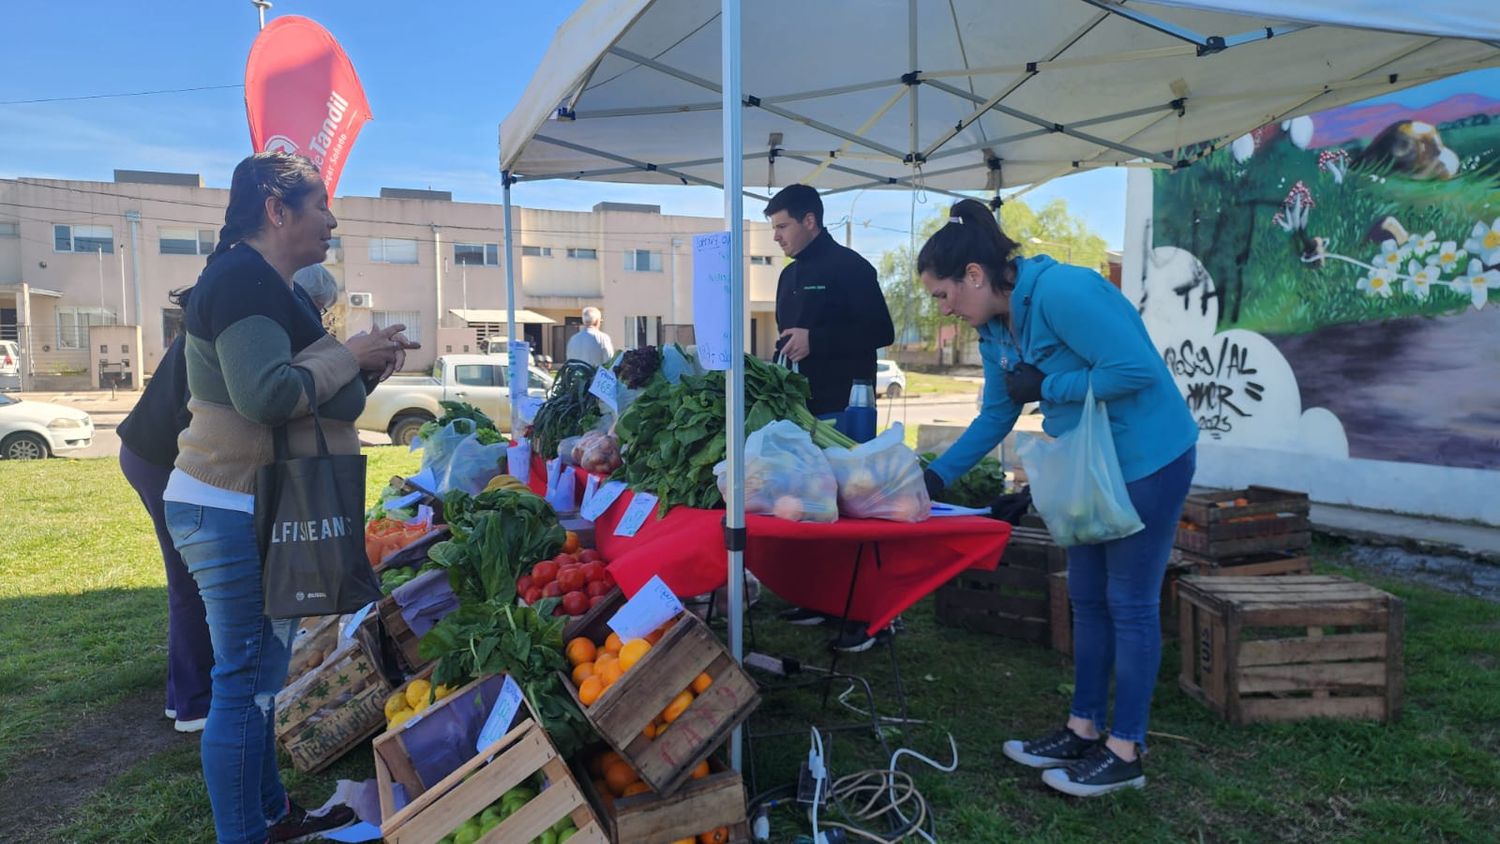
[1005,363,1046,405]
[376,331,421,382]
[345,324,409,373]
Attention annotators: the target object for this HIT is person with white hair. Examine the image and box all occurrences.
[565,306,614,367]
[292,263,340,313]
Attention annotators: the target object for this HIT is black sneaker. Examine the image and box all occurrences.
[778,606,831,626]
[1001,726,1103,769]
[1041,744,1146,797]
[268,801,357,843]
[828,621,893,653]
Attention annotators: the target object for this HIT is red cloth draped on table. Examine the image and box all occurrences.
[527,455,1010,634]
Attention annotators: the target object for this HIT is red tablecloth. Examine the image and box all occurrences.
[527,455,1011,634]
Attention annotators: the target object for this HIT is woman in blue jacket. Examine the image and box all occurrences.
[920,199,1198,797]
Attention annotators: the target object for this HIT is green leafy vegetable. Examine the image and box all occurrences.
[529,362,604,462]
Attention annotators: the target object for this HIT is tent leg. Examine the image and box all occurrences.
[502,173,520,436]
[722,0,746,775]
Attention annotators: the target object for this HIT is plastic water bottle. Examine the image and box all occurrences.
[843,379,877,444]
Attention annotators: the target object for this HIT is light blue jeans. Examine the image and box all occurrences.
[1066,447,1195,747]
[165,502,297,844]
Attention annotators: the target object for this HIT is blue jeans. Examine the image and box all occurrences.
[1066,447,1196,747]
[165,502,297,844]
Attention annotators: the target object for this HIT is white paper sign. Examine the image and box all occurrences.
[507,339,529,402]
[613,491,659,537]
[581,474,601,510]
[507,440,531,483]
[607,574,685,641]
[476,674,525,753]
[340,601,375,644]
[580,480,626,522]
[589,367,620,411]
[518,396,544,424]
[692,232,733,371]
[385,490,422,511]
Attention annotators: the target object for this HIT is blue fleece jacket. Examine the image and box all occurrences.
[929,255,1197,486]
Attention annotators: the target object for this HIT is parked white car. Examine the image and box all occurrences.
[875,358,906,398]
[0,394,94,459]
[357,354,553,445]
[0,340,20,391]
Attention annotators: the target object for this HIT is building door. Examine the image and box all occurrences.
[0,309,16,341]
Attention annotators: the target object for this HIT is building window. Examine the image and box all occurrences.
[323,236,343,264]
[162,307,184,347]
[372,310,422,345]
[368,237,419,264]
[623,315,661,348]
[567,247,597,260]
[750,255,774,265]
[159,227,216,255]
[0,222,17,237]
[454,242,500,266]
[54,224,114,254]
[452,364,497,387]
[56,306,117,350]
[624,249,663,272]
[521,245,552,257]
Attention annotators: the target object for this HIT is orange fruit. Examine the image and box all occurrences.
[593,651,617,669]
[577,675,604,707]
[596,750,624,775]
[604,632,624,654]
[621,782,652,797]
[699,828,730,844]
[690,760,711,779]
[598,659,624,687]
[562,531,581,554]
[661,690,694,723]
[571,661,596,686]
[670,838,696,844]
[642,722,658,739]
[645,624,667,645]
[603,760,638,796]
[565,637,597,666]
[618,638,651,672]
[691,672,713,694]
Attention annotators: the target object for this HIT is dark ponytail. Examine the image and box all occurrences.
[204,151,321,266]
[917,198,1022,294]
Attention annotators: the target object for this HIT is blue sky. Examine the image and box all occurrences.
[0,0,1126,259]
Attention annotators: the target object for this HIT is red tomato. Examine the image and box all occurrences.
[542,581,563,598]
[531,561,559,586]
[562,591,590,616]
[586,580,612,598]
[579,562,605,583]
[523,586,543,604]
[557,568,586,593]
[579,549,603,564]
[554,553,578,567]
[516,575,534,594]
[600,569,617,588]
[589,594,609,609]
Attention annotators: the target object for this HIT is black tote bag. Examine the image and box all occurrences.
[255,370,381,618]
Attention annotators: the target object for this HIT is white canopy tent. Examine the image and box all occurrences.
[497,0,1500,769]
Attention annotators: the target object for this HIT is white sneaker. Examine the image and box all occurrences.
[174,717,207,733]
[164,708,177,720]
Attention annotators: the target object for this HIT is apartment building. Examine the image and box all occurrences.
[0,171,788,389]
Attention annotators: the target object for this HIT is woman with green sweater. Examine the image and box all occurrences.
[164,152,410,844]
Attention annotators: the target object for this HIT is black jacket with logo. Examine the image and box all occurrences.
[774,229,895,415]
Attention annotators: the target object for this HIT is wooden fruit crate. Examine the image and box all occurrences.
[374,674,608,844]
[1176,486,1311,558]
[1173,549,1313,578]
[378,592,430,675]
[1047,562,1190,657]
[574,751,749,844]
[276,613,393,773]
[562,612,760,797]
[935,526,1067,643]
[564,586,626,642]
[1176,575,1404,724]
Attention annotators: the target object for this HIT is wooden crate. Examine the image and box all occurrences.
[1047,562,1190,657]
[1176,486,1311,558]
[935,526,1067,643]
[276,613,394,773]
[574,751,749,844]
[564,586,626,642]
[1176,575,1404,724]
[1173,549,1313,578]
[374,674,607,844]
[374,525,449,575]
[562,612,760,797]
[378,592,430,675]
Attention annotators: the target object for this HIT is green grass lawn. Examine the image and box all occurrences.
[3,453,1498,842]
[904,371,981,397]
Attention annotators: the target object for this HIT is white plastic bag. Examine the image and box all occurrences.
[1015,384,1144,547]
[714,419,838,522]
[544,457,578,513]
[417,419,505,495]
[824,423,931,522]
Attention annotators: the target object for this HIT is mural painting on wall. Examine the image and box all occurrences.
[1146,69,1500,471]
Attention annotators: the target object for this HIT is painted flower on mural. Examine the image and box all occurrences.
[1463,218,1500,266]
[1405,261,1437,300]
[1374,239,1410,271]
[1453,259,1498,310]
[1357,268,1395,298]
[1409,231,1437,257]
[1426,241,1466,272]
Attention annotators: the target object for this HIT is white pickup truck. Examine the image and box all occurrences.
[356,353,553,445]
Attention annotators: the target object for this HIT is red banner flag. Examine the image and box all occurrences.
[244,16,371,197]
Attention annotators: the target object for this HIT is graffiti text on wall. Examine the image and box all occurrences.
[1163,337,1264,438]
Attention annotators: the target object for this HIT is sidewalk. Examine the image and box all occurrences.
[1311,503,1500,564]
[14,390,142,415]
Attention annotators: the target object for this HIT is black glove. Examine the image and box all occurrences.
[989,486,1033,525]
[1005,363,1046,405]
[923,468,945,500]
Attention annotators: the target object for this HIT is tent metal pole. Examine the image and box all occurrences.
[502,171,519,436]
[721,0,747,776]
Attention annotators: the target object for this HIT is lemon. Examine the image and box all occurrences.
[405,679,432,709]
[387,708,416,730]
[384,692,409,720]
[433,683,456,701]
[411,696,431,714]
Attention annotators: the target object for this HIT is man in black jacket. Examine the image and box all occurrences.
[766,185,898,651]
[768,184,894,417]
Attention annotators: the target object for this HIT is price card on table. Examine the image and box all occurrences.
[508,340,529,402]
[507,440,531,484]
[580,480,625,522]
[580,474,601,510]
[607,574,685,641]
[589,367,620,412]
[613,492,658,537]
[340,601,375,645]
[385,490,422,511]
[476,674,525,754]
